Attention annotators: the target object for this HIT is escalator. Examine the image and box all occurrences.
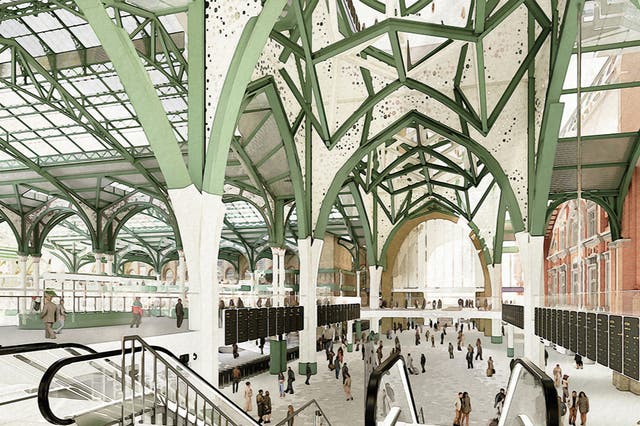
[0,342,97,425]
[365,354,559,426]
[37,336,260,426]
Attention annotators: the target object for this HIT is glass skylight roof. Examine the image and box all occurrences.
[225,201,266,227]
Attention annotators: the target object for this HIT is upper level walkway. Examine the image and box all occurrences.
[360,307,502,321]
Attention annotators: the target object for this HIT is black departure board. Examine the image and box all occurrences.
[563,310,570,349]
[237,308,249,343]
[623,316,639,380]
[609,315,623,373]
[569,311,578,353]
[535,308,540,336]
[257,308,267,337]
[224,309,237,345]
[586,313,597,361]
[268,307,277,336]
[540,308,546,339]
[577,312,586,356]
[317,305,326,326]
[551,309,557,343]
[294,306,304,331]
[557,308,564,346]
[597,313,609,367]
[545,308,552,340]
[502,304,525,329]
[247,309,258,341]
[276,307,285,335]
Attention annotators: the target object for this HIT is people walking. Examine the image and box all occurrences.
[40,293,57,339]
[175,298,184,328]
[415,328,420,345]
[562,375,570,401]
[243,382,253,412]
[278,371,285,397]
[262,391,272,423]
[305,362,312,385]
[486,356,495,377]
[287,405,295,426]
[575,353,584,369]
[568,390,578,425]
[407,353,419,375]
[466,345,474,369]
[430,334,435,347]
[448,342,454,359]
[577,391,589,425]
[54,298,66,334]
[334,352,341,380]
[420,353,426,373]
[440,331,445,345]
[342,363,353,400]
[553,364,562,387]
[285,366,295,394]
[256,389,264,423]
[130,296,143,328]
[494,388,506,415]
[453,392,462,426]
[460,392,471,426]
[475,338,483,360]
[232,366,241,393]
[377,342,384,365]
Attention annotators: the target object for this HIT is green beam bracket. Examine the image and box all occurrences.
[76,0,191,190]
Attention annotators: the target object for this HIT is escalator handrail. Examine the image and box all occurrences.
[38,341,259,426]
[37,345,148,425]
[0,342,96,356]
[508,358,559,425]
[272,398,332,426]
[365,353,419,426]
[122,335,259,425]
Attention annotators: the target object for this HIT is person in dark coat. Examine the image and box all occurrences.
[285,366,295,394]
[305,362,312,385]
[420,353,426,373]
[175,298,184,328]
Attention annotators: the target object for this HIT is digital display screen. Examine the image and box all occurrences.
[597,313,608,367]
[586,313,597,361]
[224,309,237,345]
[276,307,285,335]
[577,312,586,356]
[237,308,248,343]
[247,308,258,341]
[609,315,623,373]
[623,316,639,380]
[569,311,577,353]
[551,309,557,343]
[557,308,564,346]
[535,308,540,336]
[257,308,268,338]
[268,307,277,337]
[563,310,570,349]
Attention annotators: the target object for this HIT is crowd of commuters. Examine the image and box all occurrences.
[553,363,590,425]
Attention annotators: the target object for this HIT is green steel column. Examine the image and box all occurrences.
[76,0,191,189]
[187,0,206,189]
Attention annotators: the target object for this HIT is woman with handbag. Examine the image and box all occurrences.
[486,357,495,377]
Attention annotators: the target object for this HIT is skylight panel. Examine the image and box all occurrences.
[0,89,26,107]
[0,117,28,132]
[72,134,107,151]
[23,139,58,156]
[14,35,45,56]
[0,19,31,37]
[70,24,101,48]
[38,29,77,54]
[48,136,81,154]
[54,9,86,26]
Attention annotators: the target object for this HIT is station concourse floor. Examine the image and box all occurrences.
[221,327,640,426]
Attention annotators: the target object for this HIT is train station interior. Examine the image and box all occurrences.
[0,0,639,424]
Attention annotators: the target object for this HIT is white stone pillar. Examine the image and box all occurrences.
[94,253,103,274]
[177,250,186,296]
[105,254,114,276]
[490,264,503,343]
[339,270,344,296]
[370,317,380,333]
[169,186,225,386]
[347,320,354,345]
[515,232,545,367]
[297,237,323,373]
[271,247,286,306]
[32,256,41,293]
[18,255,27,312]
[507,324,515,357]
[356,270,361,300]
[369,265,383,309]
